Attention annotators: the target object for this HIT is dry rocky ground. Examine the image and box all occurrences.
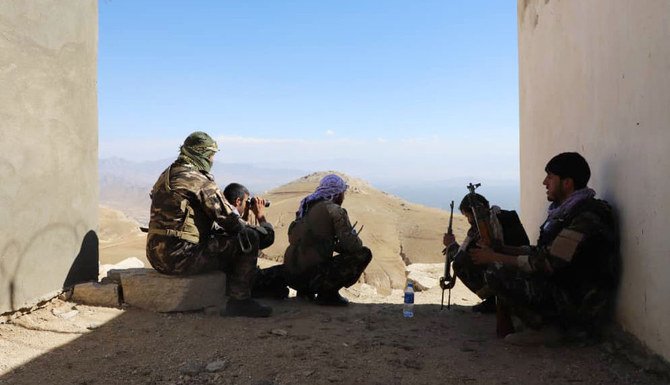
[1,275,667,385]
[2,173,666,384]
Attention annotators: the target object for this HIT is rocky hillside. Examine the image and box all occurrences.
[260,172,469,294]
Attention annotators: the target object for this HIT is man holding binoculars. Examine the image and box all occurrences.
[146,132,275,318]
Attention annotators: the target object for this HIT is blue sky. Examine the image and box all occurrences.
[99,1,519,183]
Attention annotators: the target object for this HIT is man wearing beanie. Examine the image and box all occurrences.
[469,152,618,345]
[282,174,372,306]
[146,132,273,317]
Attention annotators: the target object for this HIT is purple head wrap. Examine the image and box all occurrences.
[297,174,348,218]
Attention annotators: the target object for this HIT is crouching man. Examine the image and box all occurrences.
[443,192,529,313]
[146,131,273,317]
[283,174,372,306]
[469,152,618,345]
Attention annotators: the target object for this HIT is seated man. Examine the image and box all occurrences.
[145,131,273,318]
[469,152,618,344]
[443,192,529,313]
[222,182,275,253]
[282,174,372,306]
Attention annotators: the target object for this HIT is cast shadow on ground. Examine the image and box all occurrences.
[1,299,664,385]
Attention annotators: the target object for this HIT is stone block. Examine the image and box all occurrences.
[116,268,226,312]
[104,268,147,284]
[71,282,120,308]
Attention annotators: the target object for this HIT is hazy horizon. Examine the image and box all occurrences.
[99,156,520,216]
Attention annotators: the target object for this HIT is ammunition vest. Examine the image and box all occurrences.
[147,165,201,244]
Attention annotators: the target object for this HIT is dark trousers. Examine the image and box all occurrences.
[285,247,372,295]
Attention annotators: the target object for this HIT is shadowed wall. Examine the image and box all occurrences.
[518,0,670,361]
[0,0,99,313]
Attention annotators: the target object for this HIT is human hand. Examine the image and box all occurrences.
[443,233,456,247]
[469,245,500,265]
[250,197,266,219]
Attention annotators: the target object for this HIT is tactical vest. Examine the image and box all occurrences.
[147,165,200,244]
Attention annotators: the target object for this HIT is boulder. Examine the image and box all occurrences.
[112,268,226,312]
[406,263,443,292]
[71,282,120,308]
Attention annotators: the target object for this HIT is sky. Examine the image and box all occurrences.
[99,1,519,184]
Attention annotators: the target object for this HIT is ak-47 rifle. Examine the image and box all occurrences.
[439,200,459,310]
[465,182,515,338]
[466,183,495,248]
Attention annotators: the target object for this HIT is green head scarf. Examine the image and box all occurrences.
[177,131,219,172]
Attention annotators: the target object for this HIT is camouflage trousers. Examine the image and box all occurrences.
[147,227,268,300]
[484,266,612,331]
[285,247,373,295]
[452,250,492,299]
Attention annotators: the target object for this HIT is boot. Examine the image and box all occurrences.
[315,291,349,306]
[221,298,272,318]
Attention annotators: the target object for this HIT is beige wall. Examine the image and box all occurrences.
[0,1,98,313]
[518,0,670,360]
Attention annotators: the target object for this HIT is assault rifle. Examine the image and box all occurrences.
[465,182,515,338]
[439,200,459,309]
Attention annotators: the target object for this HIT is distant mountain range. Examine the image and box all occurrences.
[99,157,520,225]
[99,157,309,224]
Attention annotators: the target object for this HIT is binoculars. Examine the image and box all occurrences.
[247,197,271,208]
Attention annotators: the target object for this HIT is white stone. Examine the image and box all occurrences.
[71,282,120,308]
[205,360,228,372]
[406,263,443,292]
[54,309,79,320]
[99,257,145,281]
[117,268,226,312]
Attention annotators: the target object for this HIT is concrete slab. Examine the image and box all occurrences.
[71,282,120,308]
[113,269,226,312]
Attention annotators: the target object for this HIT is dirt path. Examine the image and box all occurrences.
[0,284,664,385]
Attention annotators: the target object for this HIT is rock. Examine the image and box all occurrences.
[58,289,74,301]
[71,282,120,308]
[178,362,204,375]
[406,263,443,291]
[105,268,147,284]
[115,268,226,312]
[53,309,79,320]
[205,360,228,373]
[271,329,288,336]
[99,257,146,282]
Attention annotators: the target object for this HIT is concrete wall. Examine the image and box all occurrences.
[518,0,670,360]
[0,1,98,313]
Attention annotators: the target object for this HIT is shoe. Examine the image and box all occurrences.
[472,297,497,314]
[315,291,349,306]
[503,326,563,347]
[221,298,272,318]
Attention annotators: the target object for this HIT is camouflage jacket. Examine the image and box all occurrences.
[283,199,364,275]
[518,198,618,299]
[146,161,244,261]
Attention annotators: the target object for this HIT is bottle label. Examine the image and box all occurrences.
[404,292,414,304]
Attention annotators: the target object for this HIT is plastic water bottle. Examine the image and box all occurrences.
[403,281,414,318]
